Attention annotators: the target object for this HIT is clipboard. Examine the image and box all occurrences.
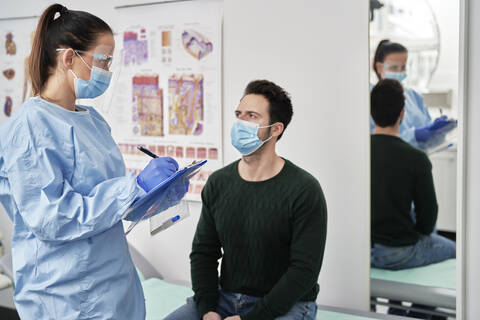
[123,159,207,234]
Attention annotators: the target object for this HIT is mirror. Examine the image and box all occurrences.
[369,0,459,318]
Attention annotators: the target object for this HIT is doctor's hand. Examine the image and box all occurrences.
[225,316,241,320]
[414,116,457,143]
[203,311,222,320]
[137,157,179,193]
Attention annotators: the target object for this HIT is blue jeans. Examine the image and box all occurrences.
[163,289,317,320]
[371,234,456,270]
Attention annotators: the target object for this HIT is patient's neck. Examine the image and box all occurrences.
[373,124,399,137]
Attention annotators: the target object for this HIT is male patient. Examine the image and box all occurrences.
[164,80,327,320]
[370,79,455,318]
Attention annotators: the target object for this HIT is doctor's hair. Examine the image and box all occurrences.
[371,79,405,127]
[29,4,113,96]
[244,80,293,141]
[373,39,408,80]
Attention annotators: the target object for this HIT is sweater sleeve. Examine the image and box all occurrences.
[413,154,438,235]
[242,180,327,320]
[190,180,223,318]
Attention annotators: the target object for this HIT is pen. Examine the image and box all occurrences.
[160,215,181,230]
[137,146,158,158]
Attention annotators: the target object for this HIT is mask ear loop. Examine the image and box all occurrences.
[69,69,78,79]
[258,122,277,142]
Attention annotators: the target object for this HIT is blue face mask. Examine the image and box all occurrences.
[230,119,274,156]
[384,71,407,83]
[70,66,112,99]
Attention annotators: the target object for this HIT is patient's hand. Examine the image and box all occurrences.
[203,312,222,320]
[225,316,241,320]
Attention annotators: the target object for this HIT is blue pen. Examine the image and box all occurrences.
[159,215,181,231]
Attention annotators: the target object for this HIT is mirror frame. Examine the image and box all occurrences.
[367,0,468,317]
[457,0,467,318]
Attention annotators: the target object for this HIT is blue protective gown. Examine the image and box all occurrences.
[0,97,146,319]
[371,87,432,147]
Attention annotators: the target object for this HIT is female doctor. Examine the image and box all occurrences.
[372,39,455,148]
[0,4,183,319]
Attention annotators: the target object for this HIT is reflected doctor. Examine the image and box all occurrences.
[372,39,455,148]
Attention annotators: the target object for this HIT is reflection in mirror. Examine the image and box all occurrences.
[369,0,459,319]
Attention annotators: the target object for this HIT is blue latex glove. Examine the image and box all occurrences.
[414,116,456,143]
[137,157,179,193]
[160,178,190,211]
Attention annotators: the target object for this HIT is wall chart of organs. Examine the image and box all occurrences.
[5,32,16,55]
[4,96,12,117]
[132,74,164,136]
[182,29,213,60]
[169,74,204,135]
[2,68,15,80]
[124,29,148,66]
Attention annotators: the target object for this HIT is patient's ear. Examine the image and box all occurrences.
[272,122,284,138]
[398,108,405,125]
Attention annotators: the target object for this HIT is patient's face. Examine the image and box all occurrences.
[235,94,271,127]
[235,94,272,141]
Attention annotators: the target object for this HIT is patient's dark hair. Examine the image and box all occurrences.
[371,79,405,127]
[29,4,112,95]
[243,80,293,141]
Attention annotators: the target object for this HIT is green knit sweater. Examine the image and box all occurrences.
[190,159,327,320]
[371,134,438,246]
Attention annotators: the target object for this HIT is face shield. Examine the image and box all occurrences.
[56,45,114,99]
[57,44,114,71]
[382,63,407,73]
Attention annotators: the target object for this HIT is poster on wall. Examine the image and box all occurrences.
[0,18,37,125]
[97,0,223,201]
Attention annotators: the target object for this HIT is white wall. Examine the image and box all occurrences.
[464,0,480,317]
[1,0,371,312]
[222,1,370,310]
[428,0,460,115]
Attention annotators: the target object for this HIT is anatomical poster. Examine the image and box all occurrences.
[0,17,37,124]
[96,0,223,201]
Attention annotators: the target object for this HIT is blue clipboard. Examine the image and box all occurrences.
[123,159,207,234]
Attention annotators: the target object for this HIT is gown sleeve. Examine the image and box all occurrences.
[399,89,432,147]
[4,114,144,242]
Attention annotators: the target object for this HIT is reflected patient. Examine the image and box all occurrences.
[370,79,456,318]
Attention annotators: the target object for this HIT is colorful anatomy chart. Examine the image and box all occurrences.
[96,0,223,201]
[0,18,37,124]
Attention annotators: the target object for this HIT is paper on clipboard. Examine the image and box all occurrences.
[123,159,207,234]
